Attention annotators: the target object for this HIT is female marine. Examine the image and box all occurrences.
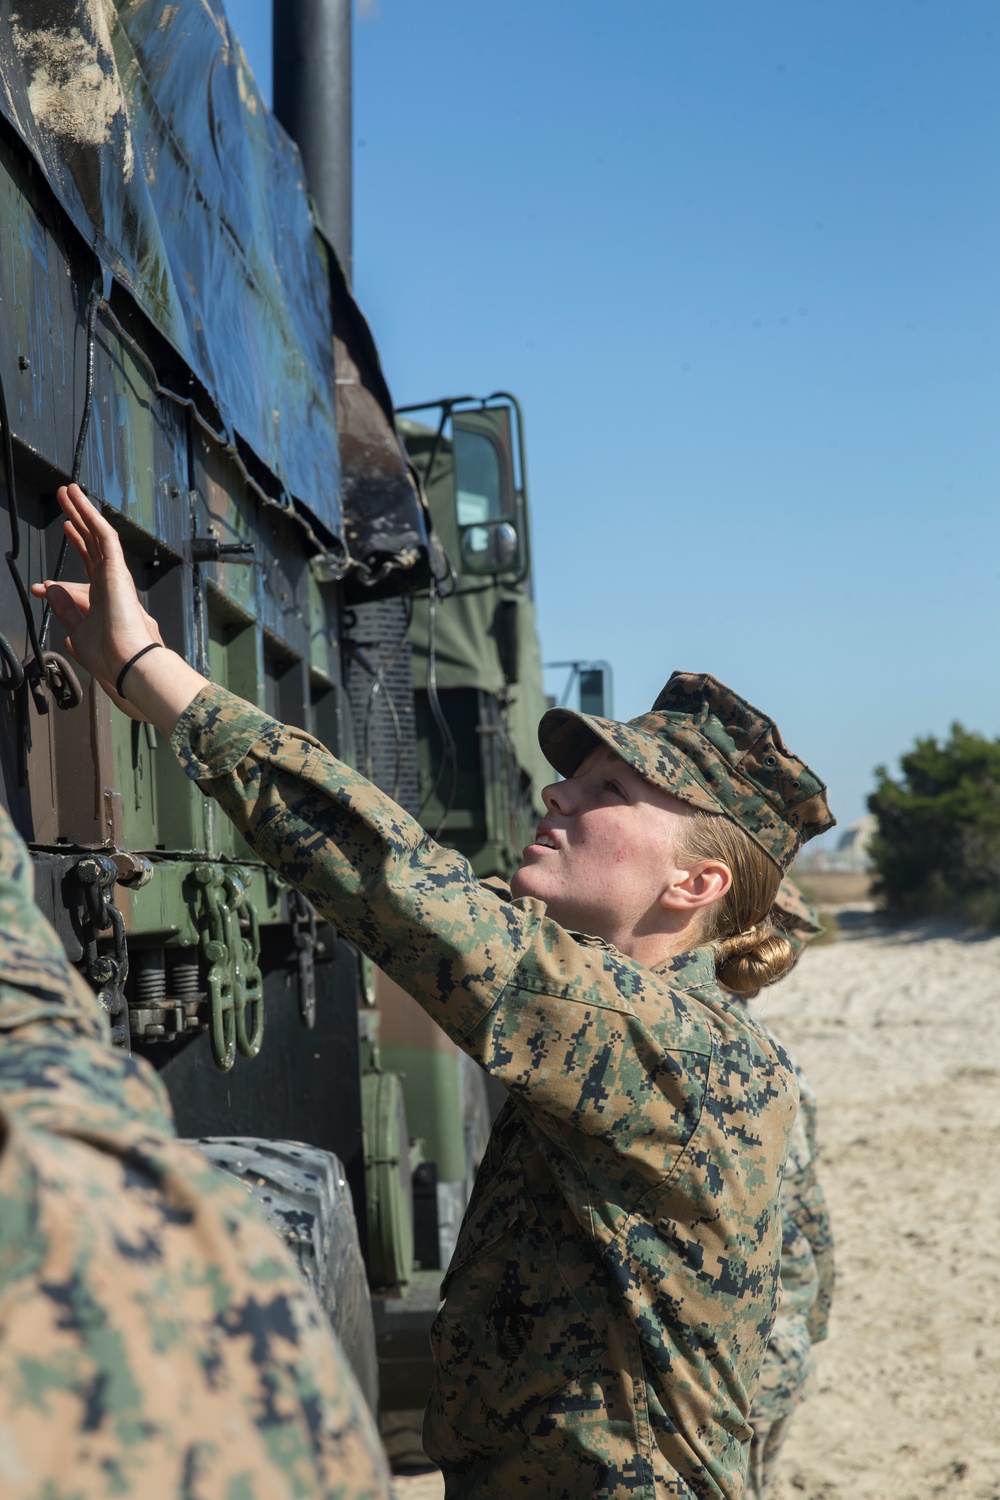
[35,484,834,1500]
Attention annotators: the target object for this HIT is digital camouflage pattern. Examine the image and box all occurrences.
[174,683,802,1500]
[772,877,823,950]
[745,1056,834,1498]
[539,671,834,872]
[0,802,390,1500]
[740,881,833,1496]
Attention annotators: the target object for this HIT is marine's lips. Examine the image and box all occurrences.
[523,821,561,856]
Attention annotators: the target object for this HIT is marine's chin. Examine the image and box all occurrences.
[509,860,551,904]
[509,868,571,927]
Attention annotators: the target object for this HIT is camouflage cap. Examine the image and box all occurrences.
[773,876,824,961]
[538,670,835,872]
[773,876,823,938]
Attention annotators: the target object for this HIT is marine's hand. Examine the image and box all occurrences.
[31,485,158,692]
[32,484,207,735]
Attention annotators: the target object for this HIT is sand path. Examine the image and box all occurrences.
[396,912,1000,1498]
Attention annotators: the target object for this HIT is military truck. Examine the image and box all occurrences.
[0,0,570,1437]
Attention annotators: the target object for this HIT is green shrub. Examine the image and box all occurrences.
[868,724,1000,926]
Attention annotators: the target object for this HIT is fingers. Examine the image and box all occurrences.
[32,578,91,611]
[62,516,94,578]
[55,484,125,571]
[56,484,102,571]
[51,490,98,579]
[31,581,87,631]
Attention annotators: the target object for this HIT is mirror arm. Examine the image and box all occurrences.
[420,400,453,497]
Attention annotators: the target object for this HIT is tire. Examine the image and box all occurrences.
[188,1135,379,1415]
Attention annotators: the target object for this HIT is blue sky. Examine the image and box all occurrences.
[227,1,999,839]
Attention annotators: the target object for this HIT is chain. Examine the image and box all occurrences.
[74,855,130,1050]
[224,868,264,1060]
[194,863,236,1071]
[289,889,320,1029]
[193,863,265,1069]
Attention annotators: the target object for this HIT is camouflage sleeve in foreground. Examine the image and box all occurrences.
[0,805,390,1500]
[174,685,801,1500]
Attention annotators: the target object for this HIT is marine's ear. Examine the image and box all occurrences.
[658,857,731,915]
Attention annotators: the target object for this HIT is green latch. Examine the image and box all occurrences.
[193,863,264,1071]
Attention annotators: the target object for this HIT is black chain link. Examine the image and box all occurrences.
[289,889,321,1029]
[75,855,130,1051]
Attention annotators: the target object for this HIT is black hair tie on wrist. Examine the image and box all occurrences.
[116,642,163,700]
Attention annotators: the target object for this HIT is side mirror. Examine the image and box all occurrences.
[396,394,532,585]
[451,408,525,578]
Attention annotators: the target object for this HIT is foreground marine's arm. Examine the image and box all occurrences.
[0,800,177,1138]
[0,802,391,1500]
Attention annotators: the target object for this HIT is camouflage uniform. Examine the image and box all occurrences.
[0,804,390,1500]
[744,1062,834,1499]
[170,673,834,1500]
[745,882,835,1499]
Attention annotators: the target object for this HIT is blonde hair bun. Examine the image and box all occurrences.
[714,923,796,996]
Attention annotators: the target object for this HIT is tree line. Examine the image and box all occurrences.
[869,725,1000,927]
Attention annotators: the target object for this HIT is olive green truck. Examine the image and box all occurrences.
[0,0,588,1449]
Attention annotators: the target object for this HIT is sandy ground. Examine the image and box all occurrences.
[393,1470,443,1499]
[396,910,1000,1499]
[758,910,1000,1499]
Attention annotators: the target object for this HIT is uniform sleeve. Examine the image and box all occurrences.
[0,804,103,1035]
[0,805,175,1140]
[172,684,542,1044]
[788,1067,835,1342]
[796,1162,834,1342]
[170,687,724,1167]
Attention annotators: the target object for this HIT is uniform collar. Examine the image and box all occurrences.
[650,945,717,989]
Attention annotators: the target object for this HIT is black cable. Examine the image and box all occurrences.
[416,576,450,819]
[0,631,23,691]
[417,575,459,837]
[39,283,101,651]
